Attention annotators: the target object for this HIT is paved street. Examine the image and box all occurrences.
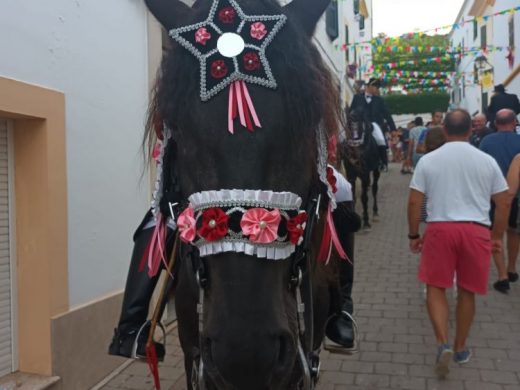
[96,163,520,390]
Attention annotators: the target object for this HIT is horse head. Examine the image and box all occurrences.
[145,0,340,388]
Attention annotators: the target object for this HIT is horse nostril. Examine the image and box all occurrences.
[274,333,295,376]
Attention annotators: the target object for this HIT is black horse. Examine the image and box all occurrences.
[341,111,382,230]
[144,0,347,388]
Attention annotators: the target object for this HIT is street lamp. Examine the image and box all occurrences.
[474,54,493,71]
[474,54,494,114]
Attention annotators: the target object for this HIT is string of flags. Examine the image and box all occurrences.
[335,43,510,53]
[345,6,519,94]
[380,86,450,95]
[338,6,520,48]
[378,70,477,79]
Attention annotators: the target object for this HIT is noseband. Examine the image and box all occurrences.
[182,186,323,390]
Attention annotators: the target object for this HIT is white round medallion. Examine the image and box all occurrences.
[217,32,245,58]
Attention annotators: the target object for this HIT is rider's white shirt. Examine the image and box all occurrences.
[330,166,353,202]
[371,122,387,146]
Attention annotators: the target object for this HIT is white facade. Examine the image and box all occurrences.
[314,0,373,106]
[449,0,520,115]
[0,0,151,307]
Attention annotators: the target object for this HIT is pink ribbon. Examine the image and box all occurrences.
[240,208,281,243]
[136,214,173,278]
[178,207,196,243]
[227,80,262,134]
[318,204,351,264]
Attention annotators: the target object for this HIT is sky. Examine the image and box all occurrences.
[373,0,466,38]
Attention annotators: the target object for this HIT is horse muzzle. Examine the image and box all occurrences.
[202,330,297,390]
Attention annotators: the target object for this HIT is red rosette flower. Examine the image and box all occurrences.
[287,212,308,245]
[218,7,236,24]
[243,52,261,71]
[326,166,337,194]
[198,208,229,242]
[211,60,228,79]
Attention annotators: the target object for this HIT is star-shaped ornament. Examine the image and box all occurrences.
[169,0,287,102]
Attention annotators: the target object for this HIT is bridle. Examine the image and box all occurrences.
[180,185,325,390]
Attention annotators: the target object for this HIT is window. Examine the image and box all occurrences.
[462,76,465,99]
[359,15,365,31]
[354,0,360,15]
[481,92,488,114]
[473,19,478,41]
[509,16,515,48]
[474,63,479,84]
[480,25,487,48]
[326,2,339,40]
[345,25,350,63]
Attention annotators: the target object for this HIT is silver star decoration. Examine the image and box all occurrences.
[169,0,287,101]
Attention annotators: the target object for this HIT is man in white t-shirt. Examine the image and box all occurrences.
[407,109,510,379]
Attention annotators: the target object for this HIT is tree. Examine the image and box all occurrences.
[383,93,450,115]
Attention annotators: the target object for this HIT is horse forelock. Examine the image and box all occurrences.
[153,0,334,199]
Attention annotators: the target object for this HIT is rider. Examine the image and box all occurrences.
[350,78,396,172]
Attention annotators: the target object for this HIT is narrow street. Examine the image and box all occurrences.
[96,163,520,390]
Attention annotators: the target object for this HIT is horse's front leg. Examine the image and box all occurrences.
[360,172,371,230]
[372,169,380,219]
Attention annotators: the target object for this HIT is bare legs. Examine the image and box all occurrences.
[426,285,475,352]
[492,244,509,281]
[426,286,449,345]
[492,229,519,281]
[507,229,519,274]
[453,287,475,352]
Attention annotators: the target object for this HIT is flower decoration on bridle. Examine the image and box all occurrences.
[169,0,287,134]
[180,190,308,260]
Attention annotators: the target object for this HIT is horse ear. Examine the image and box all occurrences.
[284,0,331,35]
[145,0,193,30]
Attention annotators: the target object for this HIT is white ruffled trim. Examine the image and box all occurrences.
[317,126,337,210]
[151,126,172,218]
[196,240,296,260]
[189,189,302,211]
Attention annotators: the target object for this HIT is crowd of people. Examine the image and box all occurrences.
[346,80,520,379]
[405,84,520,379]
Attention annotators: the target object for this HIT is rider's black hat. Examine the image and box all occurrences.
[367,78,381,88]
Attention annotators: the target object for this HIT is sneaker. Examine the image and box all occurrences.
[453,348,472,364]
[493,279,510,294]
[508,272,519,283]
[434,344,453,379]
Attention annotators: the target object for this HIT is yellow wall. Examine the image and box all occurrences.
[0,76,68,375]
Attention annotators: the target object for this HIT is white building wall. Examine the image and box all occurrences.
[314,0,373,106]
[450,0,520,115]
[491,0,520,95]
[0,0,151,307]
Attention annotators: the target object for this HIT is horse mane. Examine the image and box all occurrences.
[143,0,344,160]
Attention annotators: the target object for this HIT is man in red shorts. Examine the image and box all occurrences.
[407,109,510,379]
